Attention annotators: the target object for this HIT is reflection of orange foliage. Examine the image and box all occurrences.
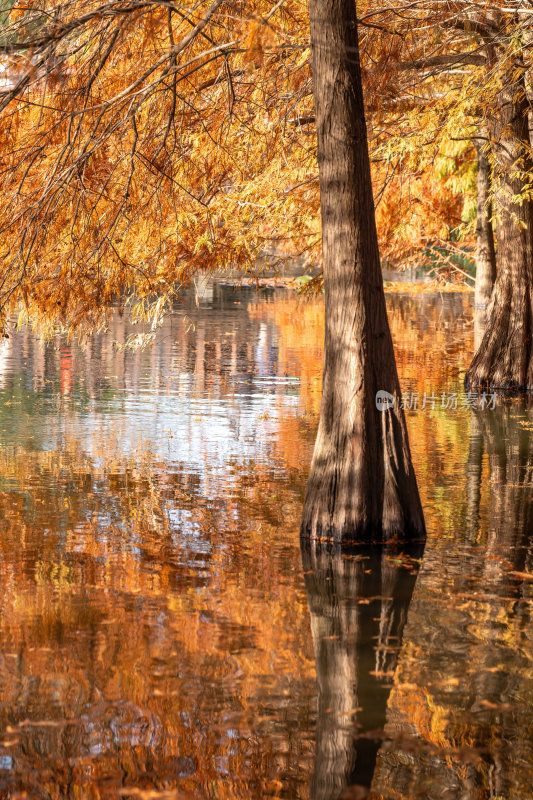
[0,441,315,797]
[1,289,523,799]
[249,294,324,472]
[250,295,324,413]
[250,293,475,542]
[59,346,73,395]
[369,404,533,800]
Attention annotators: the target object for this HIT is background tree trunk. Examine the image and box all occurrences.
[301,0,425,543]
[474,129,497,350]
[466,67,533,391]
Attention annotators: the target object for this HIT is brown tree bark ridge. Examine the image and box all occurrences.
[473,127,497,351]
[301,0,425,544]
[466,64,533,392]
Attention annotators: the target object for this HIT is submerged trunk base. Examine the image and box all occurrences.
[466,64,533,394]
[299,522,427,547]
[300,399,426,546]
[465,268,533,393]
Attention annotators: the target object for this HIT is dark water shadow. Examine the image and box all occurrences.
[302,540,424,800]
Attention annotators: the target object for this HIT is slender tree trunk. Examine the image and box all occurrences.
[301,0,425,543]
[465,66,533,391]
[473,129,497,350]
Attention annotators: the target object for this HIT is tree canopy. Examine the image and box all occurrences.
[0,0,531,340]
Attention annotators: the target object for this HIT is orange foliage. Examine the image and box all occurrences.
[0,0,511,336]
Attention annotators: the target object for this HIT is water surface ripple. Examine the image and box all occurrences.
[0,285,531,799]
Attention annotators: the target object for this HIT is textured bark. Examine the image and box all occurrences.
[473,130,497,350]
[465,67,533,391]
[301,0,425,543]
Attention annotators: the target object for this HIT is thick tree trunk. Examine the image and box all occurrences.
[473,130,497,350]
[301,0,425,543]
[465,68,533,391]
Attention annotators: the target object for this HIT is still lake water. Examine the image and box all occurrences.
[0,285,531,799]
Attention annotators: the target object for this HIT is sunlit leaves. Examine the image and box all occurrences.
[0,0,532,335]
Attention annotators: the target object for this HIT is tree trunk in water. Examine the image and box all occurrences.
[465,68,533,391]
[301,0,425,543]
[473,131,497,350]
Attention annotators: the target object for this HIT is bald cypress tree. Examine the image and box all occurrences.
[301,0,425,543]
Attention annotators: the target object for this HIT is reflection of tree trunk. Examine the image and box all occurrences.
[370,402,533,800]
[476,404,533,572]
[465,413,484,539]
[462,404,533,797]
[302,542,423,800]
[474,127,497,350]
[194,319,206,393]
[466,66,533,391]
[301,0,425,542]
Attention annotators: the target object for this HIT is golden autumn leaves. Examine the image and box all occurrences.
[0,0,529,337]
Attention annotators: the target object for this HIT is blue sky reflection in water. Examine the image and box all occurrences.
[0,285,531,799]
